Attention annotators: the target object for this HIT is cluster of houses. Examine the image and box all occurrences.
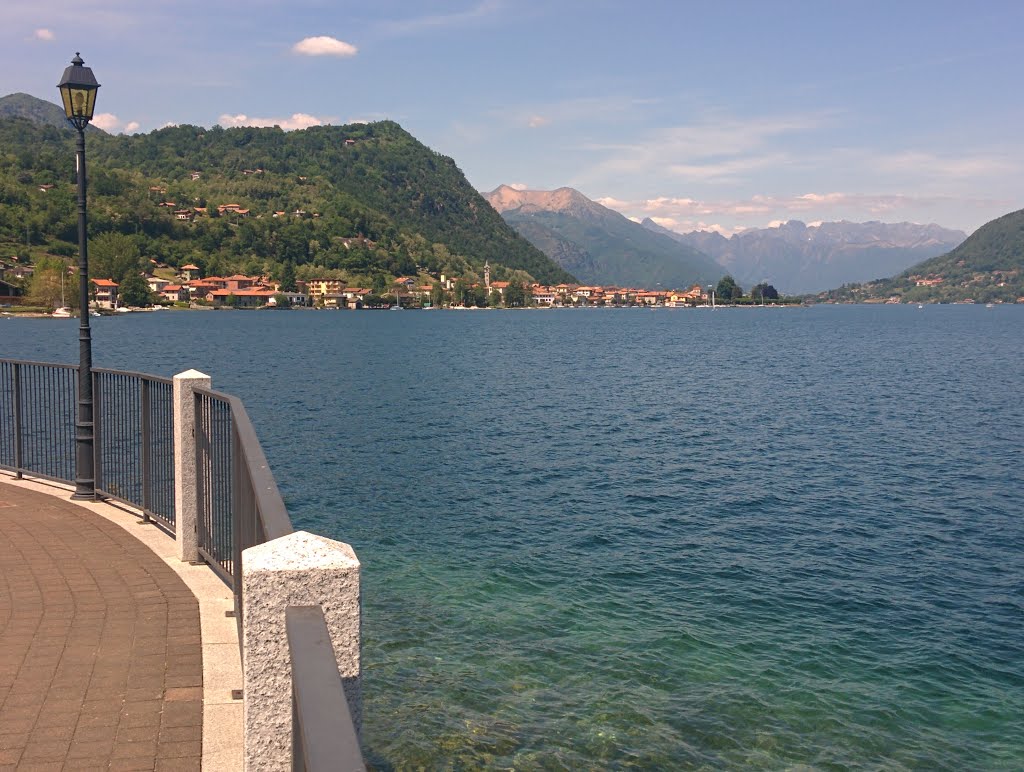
[303,272,713,309]
[523,283,709,307]
[87,261,718,310]
[142,266,302,309]
[5,248,715,310]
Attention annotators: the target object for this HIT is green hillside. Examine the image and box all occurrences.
[819,209,1024,303]
[0,99,574,287]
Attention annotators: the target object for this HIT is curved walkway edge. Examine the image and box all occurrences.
[0,476,243,771]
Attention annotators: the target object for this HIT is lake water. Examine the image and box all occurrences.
[3,304,1023,769]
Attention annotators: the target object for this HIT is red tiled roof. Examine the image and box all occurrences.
[208,289,277,297]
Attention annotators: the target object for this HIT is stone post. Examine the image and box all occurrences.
[242,530,361,770]
[173,369,211,562]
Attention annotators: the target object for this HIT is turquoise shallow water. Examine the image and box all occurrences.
[4,305,1023,768]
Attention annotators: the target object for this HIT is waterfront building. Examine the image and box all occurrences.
[206,288,278,308]
[91,278,119,309]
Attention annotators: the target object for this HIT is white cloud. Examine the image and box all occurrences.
[33,28,54,41]
[527,115,549,128]
[218,113,329,131]
[594,196,632,210]
[292,36,358,57]
[649,216,680,229]
[91,113,120,132]
[91,113,140,134]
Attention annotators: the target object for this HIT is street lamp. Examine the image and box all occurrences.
[58,53,100,500]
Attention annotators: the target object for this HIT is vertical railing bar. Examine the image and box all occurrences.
[196,392,206,556]
[141,378,151,520]
[93,371,104,494]
[13,363,23,478]
[49,366,55,477]
[232,418,243,626]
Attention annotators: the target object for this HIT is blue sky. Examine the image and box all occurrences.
[2,0,1022,235]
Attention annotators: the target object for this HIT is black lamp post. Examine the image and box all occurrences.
[57,53,100,500]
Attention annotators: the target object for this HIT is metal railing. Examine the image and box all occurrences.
[287,606,366,772]
[194,386,294,624]
[94,368,175,529]
[0,360,176,528]
[0,360,77,484]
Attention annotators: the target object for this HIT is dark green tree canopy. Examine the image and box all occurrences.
[716,275,742,300]
[118,274,152,307]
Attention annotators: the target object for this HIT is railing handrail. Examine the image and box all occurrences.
[93,366,173,386]
[0,357,78,371]
[287,606,366,772]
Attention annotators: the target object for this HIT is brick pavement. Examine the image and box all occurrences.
[0,481,202,771]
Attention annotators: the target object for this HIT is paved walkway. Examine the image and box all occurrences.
[0,481,203,771]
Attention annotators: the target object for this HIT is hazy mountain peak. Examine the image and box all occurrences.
[486,186,723,288]
[642,217,967,293]
[485,185,597,216]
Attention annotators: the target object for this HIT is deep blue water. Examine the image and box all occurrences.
[3,305,1023,768]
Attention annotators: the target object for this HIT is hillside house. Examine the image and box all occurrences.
[179,264,201,281]
[342,288,370,309]
[206,289,277,308]
[307,279,347,299]
[159,284,189,303]
[91,279,119,309]
[277,291,309,307]
[224,274,259,292]
[531,286,556,306]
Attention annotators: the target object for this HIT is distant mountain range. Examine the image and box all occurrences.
[644,218,966,294]
[485,184,967,294]
[824,208,1024,304]
[485,185,723,289]
[0,92,105,134]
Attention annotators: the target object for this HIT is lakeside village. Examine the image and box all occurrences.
[0,253,790,313]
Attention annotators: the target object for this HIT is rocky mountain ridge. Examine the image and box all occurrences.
[645,218,966,294]
[485,185,724,288]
